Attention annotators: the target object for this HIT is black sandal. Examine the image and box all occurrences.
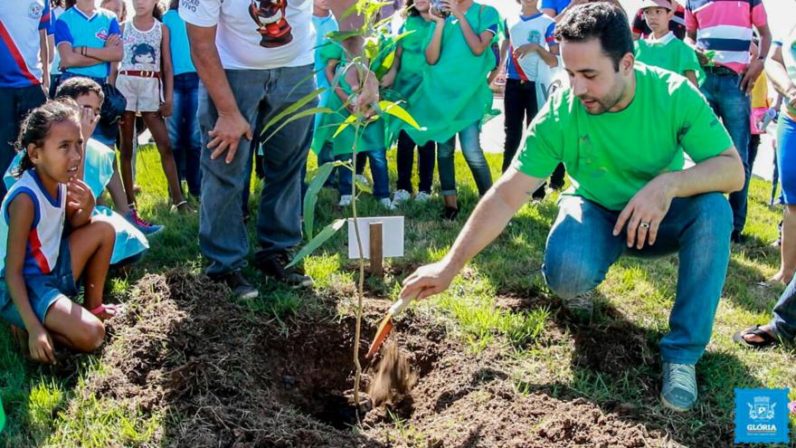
[733,325,779,349]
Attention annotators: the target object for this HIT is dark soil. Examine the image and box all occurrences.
[80,270,682,447]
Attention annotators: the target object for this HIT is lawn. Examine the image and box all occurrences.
[1,145,794,447]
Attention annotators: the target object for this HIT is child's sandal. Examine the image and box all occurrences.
[170,200,193,214]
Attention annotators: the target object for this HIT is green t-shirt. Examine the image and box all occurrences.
[514,64,733,211]
[634,33,704,85]
[405,3,501,145]
[393,16,434,99]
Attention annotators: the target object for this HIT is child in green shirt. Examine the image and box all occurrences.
[634,0,702,87]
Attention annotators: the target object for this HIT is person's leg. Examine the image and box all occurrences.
[458,122,493,196]
[68,219,116,318]
[368,149,390,200]
[0,86,47,200]
[198,70,267,276]
[417,139,436,194]
[502,80,526,173]
[542,196,625,316]
[184,77,203,197]
[254,64,317,261]
[141,112,187,207]
[748,133,761,170]
[714,75,751,237]
[437,136,458,210]
[774,116,796,283]
[355,151,367,176]
[43,297,105,352]
[642,193,732,364]
[118,111,138,206]
[167,75,186,187]
[770,275,796,342]
[396,130,415,193]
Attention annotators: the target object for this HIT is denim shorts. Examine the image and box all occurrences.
[0,239,77,328]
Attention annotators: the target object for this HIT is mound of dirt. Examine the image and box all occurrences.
[80,270,675,447]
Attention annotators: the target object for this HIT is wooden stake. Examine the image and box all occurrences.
[369,222,383,277]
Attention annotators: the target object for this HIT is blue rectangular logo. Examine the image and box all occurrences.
[735,388,791,444]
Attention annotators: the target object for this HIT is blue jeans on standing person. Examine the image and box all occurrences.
[336,149,389,200]
[542,193,733,364]
[700,71,751,236]
[437,121,493,197]
[770,275,796,342]
[167,72,202,197]
[197,65,316,275]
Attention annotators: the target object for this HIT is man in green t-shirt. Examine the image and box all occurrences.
[400,3,745,412]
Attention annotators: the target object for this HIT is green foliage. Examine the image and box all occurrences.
[287,219,346,269]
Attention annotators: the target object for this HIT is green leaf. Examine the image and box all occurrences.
[261,88,326,138]
[303,162,336,239]
[260,107,333,143]
[333,114,358,138]
[326,30,362,43]
[287,219,346,269]
[354,173,372,194]
[378,100,422,130]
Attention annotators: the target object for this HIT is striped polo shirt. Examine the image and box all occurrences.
[0,1,52,87]
[685,0,767,74]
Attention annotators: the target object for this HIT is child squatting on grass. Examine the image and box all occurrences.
[0,99,117,364]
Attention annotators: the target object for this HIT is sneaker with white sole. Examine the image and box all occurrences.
[661,362,698,412]
[124,209,164,236]
[338,194,352,207]
[414,191,432,202]
[392,189,411,207]
[379,198,396,210]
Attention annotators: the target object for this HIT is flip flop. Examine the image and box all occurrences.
[733,325,779,349]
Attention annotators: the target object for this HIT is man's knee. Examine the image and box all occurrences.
[542,251,602,300]
[686,193,733,236]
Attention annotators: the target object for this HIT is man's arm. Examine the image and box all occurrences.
[741,23,772,93]
[328,0,379,114]
[186,23,252,163]
[401,169,545,300]
[614,147,744,249]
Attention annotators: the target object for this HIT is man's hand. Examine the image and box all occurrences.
[613,174,675,249]
[694,47,710,66]
[513,43,539,59]
[741,59,765,94]
[29,327,55,364]
[207,111,253,164]
[67,178,94,216]
[784,84,796,110]
[343,66,379,117]
[79,106,99,141]
[400,259,459,301]
[159,100,173,118]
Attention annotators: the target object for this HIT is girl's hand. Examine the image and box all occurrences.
[67,178,94,216]
[80,106,99,141]
[159,100,173,118]
[105,34,121,48]
[29,327,55,364]
[513,44,539,59]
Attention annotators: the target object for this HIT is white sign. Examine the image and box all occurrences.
[347,216,405,259]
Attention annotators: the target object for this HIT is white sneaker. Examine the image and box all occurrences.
[338,194,352,207]
[355,174,370,187]
[392,189,411,207]
[379,198,396,210]
[414,191,432,202]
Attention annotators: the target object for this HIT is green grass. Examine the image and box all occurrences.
[1,145,795,446]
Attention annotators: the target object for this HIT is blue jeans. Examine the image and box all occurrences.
[336,150,389,200]
[167,72,202,197]
[700,72,751,234]
[437,121,493,197]
[197,66,316,275]
[543,193,732,364]
[770,275,796,342]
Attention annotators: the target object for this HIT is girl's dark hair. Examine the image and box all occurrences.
[15,99,80,175]
[51,0,66,8]
[65,0,76,8]
[404,0,420,17]
[554,2,633,71]
[169,0,179,11]
[153,0,165,20]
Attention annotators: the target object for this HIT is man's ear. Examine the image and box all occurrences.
[621,52,635,75]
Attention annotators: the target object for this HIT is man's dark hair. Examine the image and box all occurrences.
[55,76,105,106]
[554,3,633,71]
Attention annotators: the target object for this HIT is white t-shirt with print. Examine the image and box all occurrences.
[179,0,313,70]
